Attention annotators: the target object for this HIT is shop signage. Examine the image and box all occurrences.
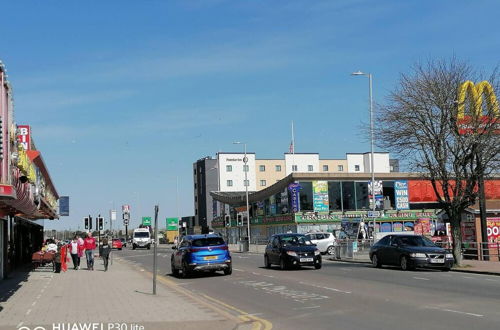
[142,217,152,226]
[369,180,384,210]
[288,182,301,213]
[17,145,36,182]
[17,125,31,150]
[313,181,329,212]
[295,213,341,223]
[487,217,500,248]
[251,214,294,226]
[166,217,179,231]
[59,196,69,216]
[394,180,410,210]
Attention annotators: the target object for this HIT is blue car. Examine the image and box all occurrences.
[171,234,232,277]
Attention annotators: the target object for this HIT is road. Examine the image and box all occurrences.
[114,245,500,330]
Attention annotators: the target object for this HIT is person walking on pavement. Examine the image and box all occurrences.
[100,238,112,271]
[68,236,83,270]
[83,232,97,270]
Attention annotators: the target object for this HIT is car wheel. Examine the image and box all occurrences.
[372,254,382,268]
[132,245,136,250]
[264,255,271,268]
[326,246,335,256]
[441,267,450,272]
[400,256,411,271]
[224,264,232,275]
[279,257,287,270]
[147,245,151,250]
[181,261,190,278]
[314,262,322,270]
[119,248,122,251]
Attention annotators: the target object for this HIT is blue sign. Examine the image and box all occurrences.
[59,196,69,216]
[394,180,410,210]
[288,183,301,213]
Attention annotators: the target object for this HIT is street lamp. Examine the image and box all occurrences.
[233,141,251,244]
[352,71,376,238]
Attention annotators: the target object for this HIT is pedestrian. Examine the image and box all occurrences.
[68,236,83,270]
[83,232,97,270]
[99,238,112,271]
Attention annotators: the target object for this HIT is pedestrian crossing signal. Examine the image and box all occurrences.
[98,217,104,230]
[84,217,89,230]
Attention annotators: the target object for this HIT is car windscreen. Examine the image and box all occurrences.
[281,235,313,246]
[134,232,150,238]
[192,237,225,247]
[396,236,437,247]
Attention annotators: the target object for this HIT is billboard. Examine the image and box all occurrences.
[166,217,179,231]
[394,180,410,210]
[59,196,69,216]
[313,181,329,212]
[17,125,31,150]
[288,182,301,213]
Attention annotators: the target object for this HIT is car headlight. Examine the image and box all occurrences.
[445,253,454,259]
[314,249,321,256]
[409,253,427,258]
[286,251,298,257]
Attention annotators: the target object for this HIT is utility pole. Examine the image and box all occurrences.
[153,205,159,295]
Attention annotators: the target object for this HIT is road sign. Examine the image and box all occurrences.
[367,211,380,218]
[123,219,129,226]
[166,217,178,231]
[110,210,117,221]
[142,217,152,226]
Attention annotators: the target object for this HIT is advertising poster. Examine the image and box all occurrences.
[394,180,410,210]
[313,181,329,212]
[414,218,432,236]
[393,222,403,232]
[59,196,70,216]
[487,217,500,248]
[461,215,476,242]
[288,182,301,213]
[404,222,414,231]
[369,180,384,210]
[380,222,392,232]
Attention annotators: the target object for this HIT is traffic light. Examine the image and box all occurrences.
[237,214,242,226]
[224,215,230,227]
[84,217,89,230]
[98,217,103,230]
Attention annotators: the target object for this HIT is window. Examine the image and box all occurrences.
[338,165,344,172]
[194,196,197,202]
[355,165,360,171]
[323,165,329,172]
[244,180,249,187]
[227,180,233,187]
[308,165,313,172]
[226,165,232,172]
[194,169,197,175]
[243,165,249,172]
[259,165,265,172]
[292,165,298,171]
[275,165,282,172]
[194,183,197,189]
[260,180,267,187]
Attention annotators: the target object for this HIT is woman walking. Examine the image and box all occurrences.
[100,238,112,271]
[68,236,83,270]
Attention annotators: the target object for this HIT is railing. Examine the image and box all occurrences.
[335,239,373,261]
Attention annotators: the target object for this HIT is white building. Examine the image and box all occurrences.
[217,152,257,192]
[346,152,390,173]
[284,153,320,175]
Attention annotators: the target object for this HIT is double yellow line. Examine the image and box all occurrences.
[141,267,272,330]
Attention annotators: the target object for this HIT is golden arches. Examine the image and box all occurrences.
[457,80,499,120]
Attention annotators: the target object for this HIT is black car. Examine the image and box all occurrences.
[369,234,454,271]
[264,233,322,270]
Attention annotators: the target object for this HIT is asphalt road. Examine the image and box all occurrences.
[114,245,500,330]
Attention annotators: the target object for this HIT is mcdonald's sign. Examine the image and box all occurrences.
[457,80,500,134]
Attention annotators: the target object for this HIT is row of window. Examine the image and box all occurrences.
[225,164,346,172]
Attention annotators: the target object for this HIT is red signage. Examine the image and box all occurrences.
[487,217,500,248]
[17,125,31,150]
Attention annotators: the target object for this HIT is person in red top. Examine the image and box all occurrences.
[83,232,97,270]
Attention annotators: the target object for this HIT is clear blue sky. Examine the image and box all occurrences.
[0,0,498,230]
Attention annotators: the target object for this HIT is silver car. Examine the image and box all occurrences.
[305,232,337,255]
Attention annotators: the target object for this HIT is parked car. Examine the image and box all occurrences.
[112,238,123,250]
[264,233,322,270]
[369,234,454,271]
[304,232,337,255]
[171,234,232,278]
[119,238,127,247]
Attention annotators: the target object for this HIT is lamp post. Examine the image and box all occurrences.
[352,71,376,237]
[233,142,250,244]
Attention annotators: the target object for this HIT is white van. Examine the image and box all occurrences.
[132,228,151,250]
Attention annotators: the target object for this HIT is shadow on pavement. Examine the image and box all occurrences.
[0,264,31,306]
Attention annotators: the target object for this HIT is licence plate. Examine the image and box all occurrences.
[300,258,314,262]
[204,256,217,260]
[430,259,444,263]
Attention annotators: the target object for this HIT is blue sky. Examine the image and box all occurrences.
[0,0,498,230]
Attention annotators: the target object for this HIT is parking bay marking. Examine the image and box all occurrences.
[239,280,330,303]
[427,307,483,318]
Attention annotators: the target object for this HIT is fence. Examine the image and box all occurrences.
[336,239,373,261]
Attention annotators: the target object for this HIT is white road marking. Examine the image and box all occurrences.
[26,309,31,315]
[17,322,23,328]
[293,306,321,310]
[252,272,261,275]
[140,269,145,272]
[462,276,474,279]
[428,307,483,318]
[263,275,275,278]
[32,301,36,306]
[233,268,244,272]
[237,256,249,259]
[413,277,430,281]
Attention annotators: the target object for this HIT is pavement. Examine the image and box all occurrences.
[0,251,250,330]
[118,246,500,330]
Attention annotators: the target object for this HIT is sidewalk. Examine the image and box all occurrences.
[0,255,240,330]
[328,256,500,275]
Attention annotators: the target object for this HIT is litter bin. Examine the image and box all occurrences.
[238,237,249,253]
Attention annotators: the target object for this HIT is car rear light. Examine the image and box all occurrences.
[189,245,228,252]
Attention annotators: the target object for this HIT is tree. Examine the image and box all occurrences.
[376,59,500,265]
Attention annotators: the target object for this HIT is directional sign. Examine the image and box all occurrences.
[367,211,381,218]
[166,217,178,231]
[142,217,152,226]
